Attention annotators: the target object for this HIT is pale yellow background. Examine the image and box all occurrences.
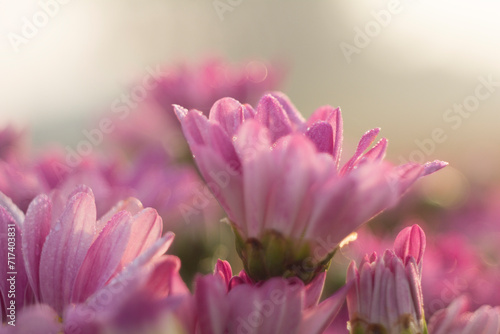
[0,0,499,182]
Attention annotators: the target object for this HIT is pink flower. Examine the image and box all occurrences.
[0,185,170,317]
[63,238,192,334]
[154,57,284,114]
[0,125,27,163]
[428,296,500,334]
[194,260,351,334]
[346,225,427,333]
[175,92,447,282]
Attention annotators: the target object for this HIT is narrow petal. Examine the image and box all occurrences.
[0,191,25,227]
[394,224,426,266]
[95,197,143,235]
[304,271,326,309]
[71,211,132,303]
[195,274,229,334]
[359,138,388,164]
[300,281,352,334]
[214,259,234,288]
[0,206,30,314]
[268,92,306,129]
[227,278,302,334]
[145,256,188,298]
[256,94,293,142]
[422,160,449,176]
[39,191,97,313]
[340,128,380,175]
[175,106,210,146]
[209,97,245,138]
[305,122,334,154]
[114,208,163,273]
[22,194,52,300]
[307,106,343,167]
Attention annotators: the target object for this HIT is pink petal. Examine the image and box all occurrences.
[214,259,234,288]
[209,97,246,138]
[174,106,210,146]
[256,94,293,142]
[0,191,25,227]
[360,138,388,163]
[114,208,163,274]
[300,281,353,334]
[268,92,305,129]
[308,106,343,167]
[0,206,30,314]
[39,191,97,314]
[422,160,449,176]
[71,211,132,303]
[95,197,143,236]
[22,194,52,301]
[305,122,334,154]
[207,123,241,171]
[340,128,380,175]
[227,278,302,334]
[304,271,326,309]
[265,135,324,238]
[233,121,273,237]
[195,274,229,334]
[394,224,426,266]
[145,256,188,298]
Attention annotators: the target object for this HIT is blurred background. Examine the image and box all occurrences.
[1,0,500,189]
[2,1,500,324]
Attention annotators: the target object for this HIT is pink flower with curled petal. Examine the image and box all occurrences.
[194,260,351,334]
[0,185,170,319]
[63,234,193,334]
[175,92,447,283]
[428,296,500,334]
[346,225,427,334]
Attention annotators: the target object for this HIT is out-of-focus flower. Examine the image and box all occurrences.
[154,57,284,115]
[422,233,500,317]
[0,185,170,317]
[194,260,350,334]
[0,125,27,163]
[0,161,45,212]
[175,92,447,282]
[1,304,62,334]
[428,296,500,334]
[120,145,221,228]
[108,57,284,160]
[346,225,427,334]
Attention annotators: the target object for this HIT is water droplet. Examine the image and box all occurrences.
[53,223,61,232]
[232,136,237,142]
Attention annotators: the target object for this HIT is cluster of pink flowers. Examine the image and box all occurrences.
[1,57,499,334]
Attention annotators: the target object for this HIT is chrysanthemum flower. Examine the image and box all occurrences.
[346,224,427,334]
[428,296,500,334]
[0,185,176,322]
[175,92,447,282]
[194,260,350,334]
